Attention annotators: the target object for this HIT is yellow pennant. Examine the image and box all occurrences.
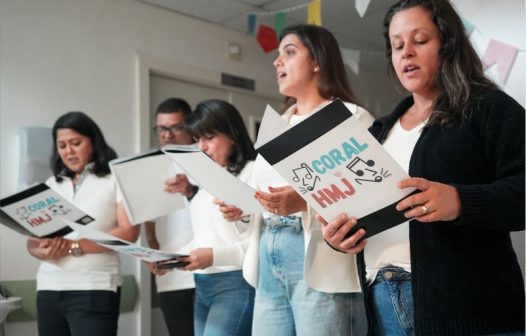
[307,0,322,26]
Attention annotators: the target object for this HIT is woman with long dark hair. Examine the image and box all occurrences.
[173,99,256,336]
[219,25,375,335]
[27,111,139,336]
[322,1,525,335]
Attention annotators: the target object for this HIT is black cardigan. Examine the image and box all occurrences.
[357,89,525,335]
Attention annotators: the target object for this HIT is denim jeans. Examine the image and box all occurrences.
[194,270,255,336]
[252,216,357,336]
[36,289,120,336]
[370,266,414,336]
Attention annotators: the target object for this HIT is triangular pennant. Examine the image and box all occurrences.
[275,12,287,38]
[247,14,257,36]
[307,0,322,26]
[256,25,279,53]
[340,48,361,75]
[355,0,370,18]
[460,16,475,36]
[482,39,518,84]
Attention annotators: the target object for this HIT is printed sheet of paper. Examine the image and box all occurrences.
[162,145,265,215]
[257,99,416,239]
[0,183,94,237]
[66,220,187,262]
[110,150,186,224]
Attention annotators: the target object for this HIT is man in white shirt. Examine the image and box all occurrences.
[145,98,196,336]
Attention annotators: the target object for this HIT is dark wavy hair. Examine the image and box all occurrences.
[51,111,117,182]
[278,24,359,111]
[383,0,496,125]
[186,99,256,176]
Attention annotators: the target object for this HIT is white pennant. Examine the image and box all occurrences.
[355,0,371,18]
[340,48,361,75]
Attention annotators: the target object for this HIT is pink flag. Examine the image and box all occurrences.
[482,39,518,84]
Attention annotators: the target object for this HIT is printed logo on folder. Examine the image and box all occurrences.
[0,183,94,237]
[257,99,416,239]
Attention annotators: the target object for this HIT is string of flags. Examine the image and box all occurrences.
[461,16,523,85]
[248,0,325,53]
[246,0,523,85]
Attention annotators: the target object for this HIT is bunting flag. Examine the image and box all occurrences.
[340,48,361,75]
[460,16,475,36]
[275,12,287,38]
[247,14,257,36]
[307,0,322,26]
[482,39,519,84]
[355,0,371,18]
[257,25,279,53]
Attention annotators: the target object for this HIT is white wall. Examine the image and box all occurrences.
[454,0,525,106]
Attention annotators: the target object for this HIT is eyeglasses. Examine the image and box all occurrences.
[153,125,185,136]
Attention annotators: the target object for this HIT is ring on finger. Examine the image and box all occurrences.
[421,205,430,215]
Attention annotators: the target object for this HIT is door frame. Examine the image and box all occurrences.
[135,53,279,153]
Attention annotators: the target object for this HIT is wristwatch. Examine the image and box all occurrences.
[68,240,83,257]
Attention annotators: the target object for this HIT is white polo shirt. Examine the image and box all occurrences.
[37,173,122,292]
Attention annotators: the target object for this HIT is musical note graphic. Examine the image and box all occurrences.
[291,163,321,194]
[346,157,391,185]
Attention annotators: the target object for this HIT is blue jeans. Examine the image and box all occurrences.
[194,270,254,336]
[370,266,414,336]
[252,216,358,336]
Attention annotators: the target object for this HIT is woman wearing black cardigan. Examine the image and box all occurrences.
[320,0,525,335]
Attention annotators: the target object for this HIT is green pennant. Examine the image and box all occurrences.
[275,12,287,38]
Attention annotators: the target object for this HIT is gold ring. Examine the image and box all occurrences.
[421,206,429,215]
[274,208,278,215]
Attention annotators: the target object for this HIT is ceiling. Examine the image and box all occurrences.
[137,0,394,70]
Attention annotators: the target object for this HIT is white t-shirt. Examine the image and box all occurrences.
[364,119,425,283]
[154,205,195,292]
[188,161,254,274]
[38,174,122,292]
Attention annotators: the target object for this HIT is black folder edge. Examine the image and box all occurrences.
[257,99,352,165]
[0,183,49,207]
[162,147,200,154]
[345,190,419,240]
[0,183,95,238]
[111,149,165,165]
[156,259,190,269]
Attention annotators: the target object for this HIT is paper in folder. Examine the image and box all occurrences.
[256,99,416,239]
[0,183,94,237]
[110,149,186,224]
[162,145,264,215]
[66,220,187,263]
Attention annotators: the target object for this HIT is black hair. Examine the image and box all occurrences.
[186,99,256,175]
[51,111,117,181]
[383,0,496,125]
[156,97,192,117]
[278,24,359,110]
